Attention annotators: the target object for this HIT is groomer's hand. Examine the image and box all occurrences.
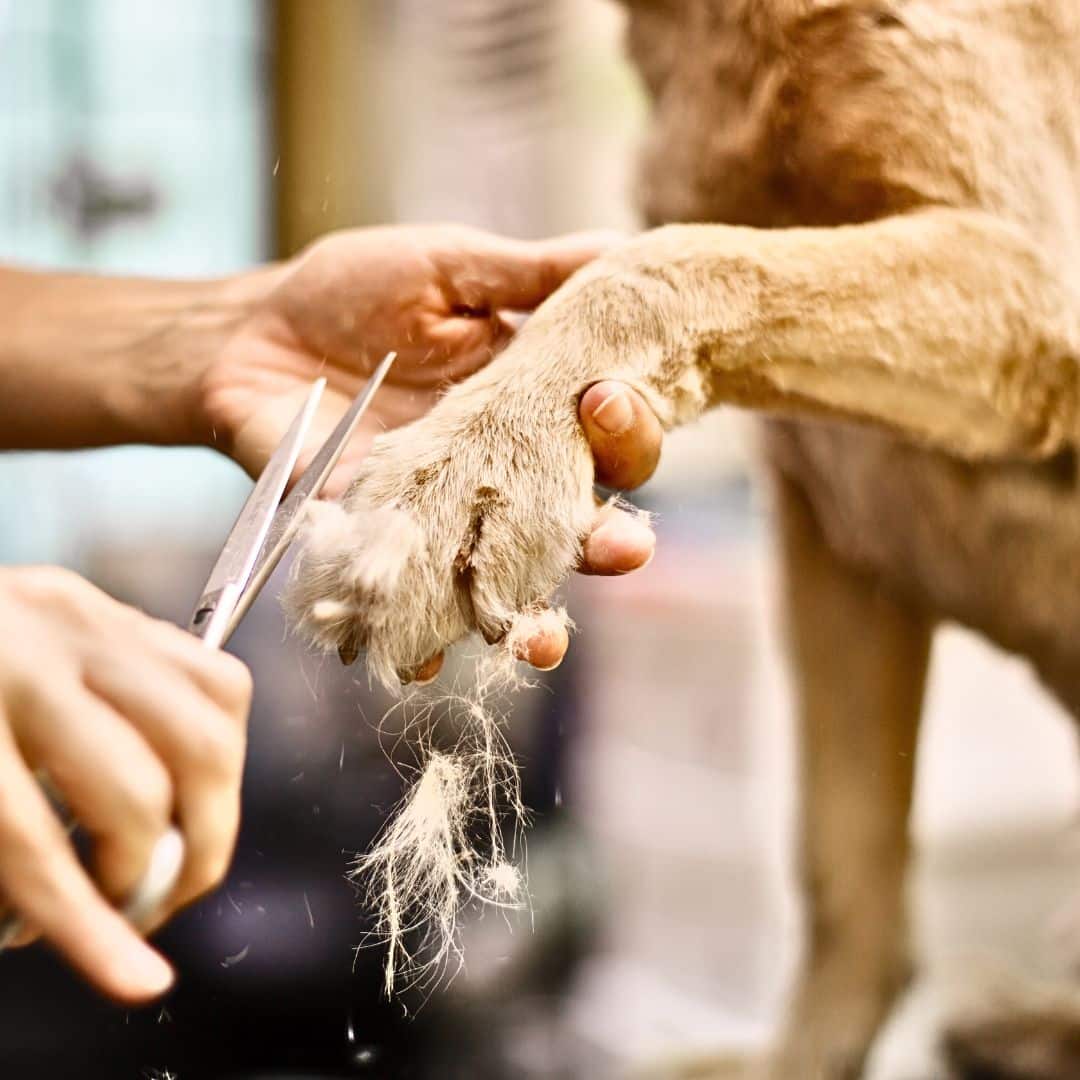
[197,222,662,671]
[0,567,251,1004]
[200,223,621,496]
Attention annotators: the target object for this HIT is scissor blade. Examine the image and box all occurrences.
[189,378,326,647]
[224,350,398,639]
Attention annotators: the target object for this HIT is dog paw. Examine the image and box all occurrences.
[284,360,597,686]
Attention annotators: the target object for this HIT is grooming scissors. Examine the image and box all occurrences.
[0,351,397,950]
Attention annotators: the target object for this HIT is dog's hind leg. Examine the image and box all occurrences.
[765,468,935,1080]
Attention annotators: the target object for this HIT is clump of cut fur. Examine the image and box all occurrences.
[354,749,476,996]
[283,434,587,996]
[350,628,559,998]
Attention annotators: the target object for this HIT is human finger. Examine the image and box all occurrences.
[84,656,249,918]
[579,501,656,577]
[510,609,571,672]
[0,713,174,1003]
[439,229,625,313]
[13,680,174,905]
[579,381,663,491]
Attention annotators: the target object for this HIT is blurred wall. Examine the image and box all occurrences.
[272,0,391,253]
[0,0,269,568]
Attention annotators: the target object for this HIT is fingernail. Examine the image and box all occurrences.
[400,653,444,687]
[591,388,633,435]
[512,635,564,672]
[413,661,443,687]
[584,527,615,564]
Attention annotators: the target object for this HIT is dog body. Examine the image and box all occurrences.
[628,0,1080,704]
[290,1,1080,1074]
[624,4,1080,1075]
[771,419,1080,707]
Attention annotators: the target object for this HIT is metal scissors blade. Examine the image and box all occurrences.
[188,377,326,649]
[221,349,398,641]
[190,349,398,649]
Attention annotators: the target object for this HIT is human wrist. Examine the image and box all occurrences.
[118,269,277,449]
[0,266,277,452]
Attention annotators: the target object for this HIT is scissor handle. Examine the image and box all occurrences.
[120,826,186,928]
[0,808,185,951]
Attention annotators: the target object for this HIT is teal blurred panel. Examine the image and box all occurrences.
[0,0,270,568]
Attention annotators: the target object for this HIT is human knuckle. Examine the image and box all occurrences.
[117,766,173,828]
[23,565,78,591]
[17,566,87,608]
[435,222,475,246]
[8,673,94,742]
[187,844,233,898]
[1,667,54,718]
[182,719,245,780]
[207,654,253,714]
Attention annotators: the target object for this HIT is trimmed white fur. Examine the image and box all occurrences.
[286,500,426,686]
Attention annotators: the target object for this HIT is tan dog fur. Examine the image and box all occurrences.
[289,1,1080,1075]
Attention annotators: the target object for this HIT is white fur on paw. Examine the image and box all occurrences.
[286,499,426,679]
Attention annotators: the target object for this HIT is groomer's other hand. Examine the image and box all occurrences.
[412,382,663,681]
[0,567,251,1004]
[200,224,620,496]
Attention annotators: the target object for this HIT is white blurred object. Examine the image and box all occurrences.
[568,538,798,1067]
[385,0,561,236]
[915,626,1080,843]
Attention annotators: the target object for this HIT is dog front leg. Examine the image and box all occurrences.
[288,205,1079,682]
[565,207,1080,463]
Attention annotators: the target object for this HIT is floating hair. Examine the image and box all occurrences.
[285,496,578,996]
[352,609,570,999]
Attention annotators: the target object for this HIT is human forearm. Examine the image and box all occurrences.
[0,266,268,451]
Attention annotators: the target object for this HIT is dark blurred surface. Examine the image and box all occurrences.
[0,547,584,1080]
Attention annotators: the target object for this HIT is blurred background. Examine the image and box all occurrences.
[0,2,1078,1078]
